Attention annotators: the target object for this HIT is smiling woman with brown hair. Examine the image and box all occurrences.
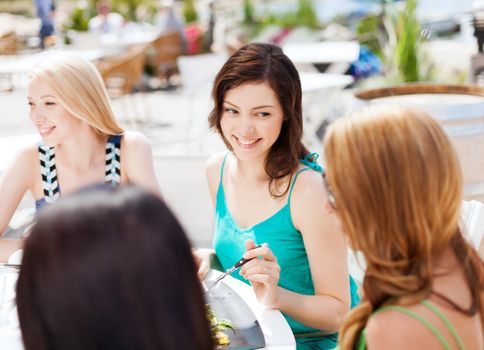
[323,105,484,350]
[196,42,360,350]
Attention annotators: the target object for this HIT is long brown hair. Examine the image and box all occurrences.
[208,43,309,197]
[323,105,484,349]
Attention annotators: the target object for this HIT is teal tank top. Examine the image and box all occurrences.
[213,153,360,350]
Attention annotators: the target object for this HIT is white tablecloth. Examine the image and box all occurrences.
[0,269,22,350]
[283,41,360,65]
[207,270,296,350]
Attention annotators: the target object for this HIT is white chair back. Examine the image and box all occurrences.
[154,155,213,248]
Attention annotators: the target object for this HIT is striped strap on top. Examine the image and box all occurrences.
[105,135,121,186]
[38,135,122,204]
[38,143,60,204]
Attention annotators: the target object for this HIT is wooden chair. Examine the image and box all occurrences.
[0,30,17,55]
[97,46,148,127]
[0,30,18,92]
[148,31,182,87]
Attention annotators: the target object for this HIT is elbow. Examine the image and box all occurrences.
[326,300,351,332]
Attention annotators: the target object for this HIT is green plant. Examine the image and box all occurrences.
[295,0,318,28]
[68,7,89,31]
[183,0,198,23]
[259,0,319,29]
[394,0,420,82]
[356,14,383,59]
[243,0,255,25]
[111,0,155,22]
[359,0,427,83]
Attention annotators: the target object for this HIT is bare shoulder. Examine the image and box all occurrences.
[205,152,227,182]
[205,152,227,202]
[289,167,331,233]
[11,142,39,170]
[0,142,38,194]
[120,131,152,164]
[290,167,325,206]
[365,306,440,350]
[121,130,150,150]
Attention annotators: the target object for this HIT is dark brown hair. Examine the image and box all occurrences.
[17,185,214,350]
[208,42,309,197]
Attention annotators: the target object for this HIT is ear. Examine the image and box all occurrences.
[324,199,335,213]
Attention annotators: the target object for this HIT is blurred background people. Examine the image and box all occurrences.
[154,0,187,50]
[34,0,55,49]
[16,185,214,350]
[88,0,124,34]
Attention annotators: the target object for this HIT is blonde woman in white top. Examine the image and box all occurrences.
[0,53,161,262]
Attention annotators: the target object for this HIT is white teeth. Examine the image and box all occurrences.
[238,138,258,145]
[39,126,54,135]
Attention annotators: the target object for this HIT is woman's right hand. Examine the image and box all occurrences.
[240,240,281,308]
[193,248,215,280]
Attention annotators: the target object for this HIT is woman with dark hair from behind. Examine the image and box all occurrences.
[16,185,213,350]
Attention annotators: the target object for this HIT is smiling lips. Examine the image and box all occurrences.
[233,135,261,149]
[38,126,55,137]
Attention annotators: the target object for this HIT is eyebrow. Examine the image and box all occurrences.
[224,100,275,110]
[27,95,57,99]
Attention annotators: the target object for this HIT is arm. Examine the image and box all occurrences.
[242,170,351,331]
[122,131,162,197]
[0,147,36,262]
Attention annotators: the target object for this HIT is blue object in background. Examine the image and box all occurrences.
[349,46,382,79]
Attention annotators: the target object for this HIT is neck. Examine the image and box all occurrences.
[232,153,269,183]
[56,127,107,171]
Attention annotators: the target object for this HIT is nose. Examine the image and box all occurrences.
[239,114,255,135]
[29,105,45,124]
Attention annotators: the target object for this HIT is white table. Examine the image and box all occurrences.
[0,252,22,350]
[207,270,296,350]
[283,41,360,65]
[299,72,354,148]
[71,27,160,50]
[300,72,353,93]
[0,48,120,90]
[99,30,159,48]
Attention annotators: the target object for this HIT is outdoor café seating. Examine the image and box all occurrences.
[148,31,183,87]
[97,45,149,127]
[0,30,17,55]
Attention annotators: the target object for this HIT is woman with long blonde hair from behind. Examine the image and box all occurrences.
[0,53,161,262]
[323,105,483,349]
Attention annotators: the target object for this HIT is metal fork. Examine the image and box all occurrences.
[205,243,268,293]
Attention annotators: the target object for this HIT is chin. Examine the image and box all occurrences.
[40,137,60,148]
[232,148,267,162]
